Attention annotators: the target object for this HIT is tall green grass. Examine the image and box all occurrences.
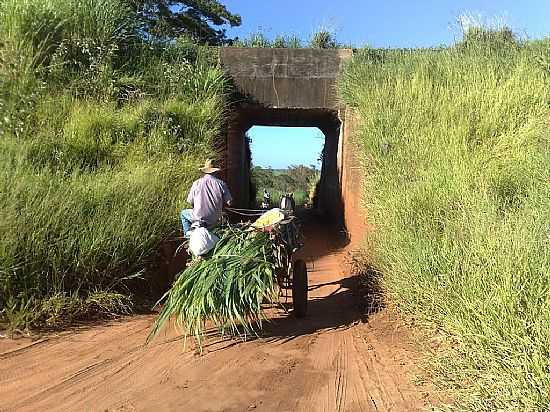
[341,31,550,410]
[0,0,227,329]
[231,29,340,49]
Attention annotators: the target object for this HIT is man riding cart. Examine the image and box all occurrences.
[179,159,232,256]
[180,159,232,238]
[174,159,308,319]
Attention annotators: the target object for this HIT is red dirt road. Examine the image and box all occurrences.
[0,223,431,412]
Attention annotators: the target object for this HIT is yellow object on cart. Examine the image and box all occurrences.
[252,208,285,230]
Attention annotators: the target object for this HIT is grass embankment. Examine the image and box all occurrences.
[0,0,226,329]
[341,29,550,410]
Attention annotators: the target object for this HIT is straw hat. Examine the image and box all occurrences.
[200,159,221,174]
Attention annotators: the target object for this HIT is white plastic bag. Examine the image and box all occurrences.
[188,227,219,256]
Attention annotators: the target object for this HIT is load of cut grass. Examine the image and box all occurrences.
[148,225,277,344]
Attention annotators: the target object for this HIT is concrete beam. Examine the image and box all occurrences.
[220,48,352,109]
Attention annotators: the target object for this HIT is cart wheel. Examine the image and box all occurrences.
[292,259,308,318]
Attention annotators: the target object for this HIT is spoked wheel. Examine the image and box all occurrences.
[292,259,308,318]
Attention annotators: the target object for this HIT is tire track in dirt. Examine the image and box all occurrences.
[0,222,434,412]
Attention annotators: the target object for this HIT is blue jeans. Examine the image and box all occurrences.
[180,209,194,239]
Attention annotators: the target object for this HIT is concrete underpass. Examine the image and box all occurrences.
[220,48,364,238]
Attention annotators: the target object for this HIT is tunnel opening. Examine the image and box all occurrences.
[247,125,323,211]
[224,104,344,228]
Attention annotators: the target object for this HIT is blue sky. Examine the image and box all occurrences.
[224,0,550,48]
[225,1,550,168]
[249,126,324,169]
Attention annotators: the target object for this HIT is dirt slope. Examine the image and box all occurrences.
[0,223,432,412]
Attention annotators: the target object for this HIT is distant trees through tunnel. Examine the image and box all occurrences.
[248,126,324,209]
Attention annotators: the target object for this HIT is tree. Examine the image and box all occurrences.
[287,165,317,189]
[132,0,241,44]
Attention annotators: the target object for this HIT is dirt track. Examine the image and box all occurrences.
[0,223,431,412]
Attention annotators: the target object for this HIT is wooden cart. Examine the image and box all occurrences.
[268,216,308,318]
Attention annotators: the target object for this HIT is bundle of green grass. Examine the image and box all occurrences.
[149,225,277,344]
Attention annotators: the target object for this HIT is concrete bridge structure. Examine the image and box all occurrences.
[220,48,363,235]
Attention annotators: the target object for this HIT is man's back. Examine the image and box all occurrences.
[187,174,232,227]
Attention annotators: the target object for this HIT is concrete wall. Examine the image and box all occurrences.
[220,48,365,238]
[220,48,352,109]
[337,108,367,241]
[223,110,251,209]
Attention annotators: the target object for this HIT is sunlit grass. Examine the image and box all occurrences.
[0,0,226,330]
[341,30,550,410]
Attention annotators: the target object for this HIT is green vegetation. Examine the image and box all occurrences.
[341,28,550,410]
[132,0,241,43]
[251,165,320,207]
[4,2,548,407]
[149,226,276,345]
[0,0,227,329]
[232,29,341,49]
